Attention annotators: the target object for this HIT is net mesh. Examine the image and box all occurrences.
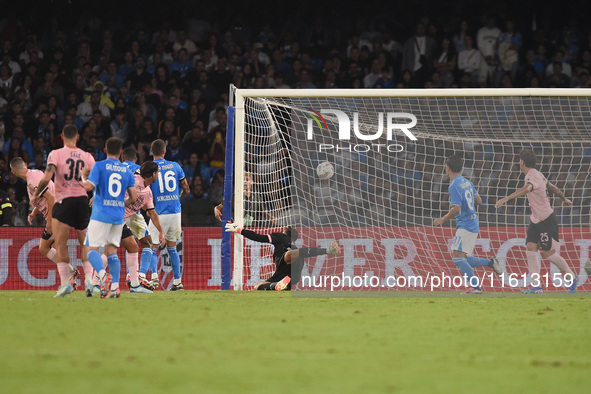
[236,92,591,292]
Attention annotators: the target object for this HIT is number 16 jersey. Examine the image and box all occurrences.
[150,158,186,215]
[47,146,95,202]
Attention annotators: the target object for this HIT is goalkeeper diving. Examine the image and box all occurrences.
[225,223,340,290]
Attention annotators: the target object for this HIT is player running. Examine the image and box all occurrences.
[10,157,79,291]
[434,155,502,294]
[148,139,190,291]
[225,223,340,290]
[495,149,577,294]
[82,137,137,298]
[31,124,96,298]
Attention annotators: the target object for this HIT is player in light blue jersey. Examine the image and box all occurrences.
[122,147,141,174]
[81,137,137,298]
[434,155,502,294]
[148,139,190,290]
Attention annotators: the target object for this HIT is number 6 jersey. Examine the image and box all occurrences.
[47,145,95,202]
[87,157,135,224]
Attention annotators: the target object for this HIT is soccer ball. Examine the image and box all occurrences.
[316,161,334,180]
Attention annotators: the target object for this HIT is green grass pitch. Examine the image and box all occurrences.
[1,291,589,393]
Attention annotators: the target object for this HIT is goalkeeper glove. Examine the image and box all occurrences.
[225,222,241,234]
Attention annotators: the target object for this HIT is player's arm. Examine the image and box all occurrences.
[474,192,483,206]
[28,206,40,225]
[179,178,190,201]
[225,222,271,243]
[495,183,532,208]
[433,205,461,226]
[80,166,95,191]
[214,203,223,221]
[33,164,56,200]
[124,186,137,207]
[547,182,572,207]
[146,208,166,248]
[44,189,55,234]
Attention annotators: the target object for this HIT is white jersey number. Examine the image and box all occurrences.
[158,170,177,193]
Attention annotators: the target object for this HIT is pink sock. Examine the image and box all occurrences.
[526,251,540,276]
[57,262,71,286]
[82,261,96,284]
[127,252,139,286]
[46,248,58,263]
[546,253,574,276]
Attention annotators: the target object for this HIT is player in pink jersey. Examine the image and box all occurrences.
[10,157,78,290]
[31,124,97,298]
[107,161,165,293]
[495,149,577,294]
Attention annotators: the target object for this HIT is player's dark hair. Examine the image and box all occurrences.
[520,149,537,168]
[284,226,298,243]
[105,137,123,156]
[121,147,137,161]
[62,124,78,140]
[446,155,463,173]
[140,161,159,179]
[151,139,166,156]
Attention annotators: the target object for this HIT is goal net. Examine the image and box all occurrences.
[230,88,591,293]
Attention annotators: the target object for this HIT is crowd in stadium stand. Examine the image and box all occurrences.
[0,2,589,226]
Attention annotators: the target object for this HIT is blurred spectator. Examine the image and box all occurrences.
[402,22,436,87]
[181,182,215,226]
[497,20,522,83]
[545,49,572,78]
[164,134,189,165]
[477,14,501,87]
[457,36,481,87]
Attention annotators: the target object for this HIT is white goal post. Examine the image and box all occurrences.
[229,87,591,292]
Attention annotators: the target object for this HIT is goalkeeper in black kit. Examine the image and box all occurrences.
[225,223,340,290]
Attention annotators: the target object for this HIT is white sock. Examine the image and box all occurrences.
[131,280,140,287]
[173,278,181,285]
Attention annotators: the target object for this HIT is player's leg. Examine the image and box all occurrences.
[284,241,340,264]
[147,217,164,287]
[50,217,77,297]
[451,230,481,293]
[256,264,291,291]
[103,244,121,298]
[138,236,156,284]
[165,213,183,290]
[123,235,153,293]
[521,220,545,293]
[73,196,96,296]
[38,231,57,263]
[537,215,577,293]
[85,220,113,297]
[101,223,126,298]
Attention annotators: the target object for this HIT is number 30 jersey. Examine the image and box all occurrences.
[150,158,186,215]
[47,146,95,202]
[448,175,479,233]
[87,157,135,224]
